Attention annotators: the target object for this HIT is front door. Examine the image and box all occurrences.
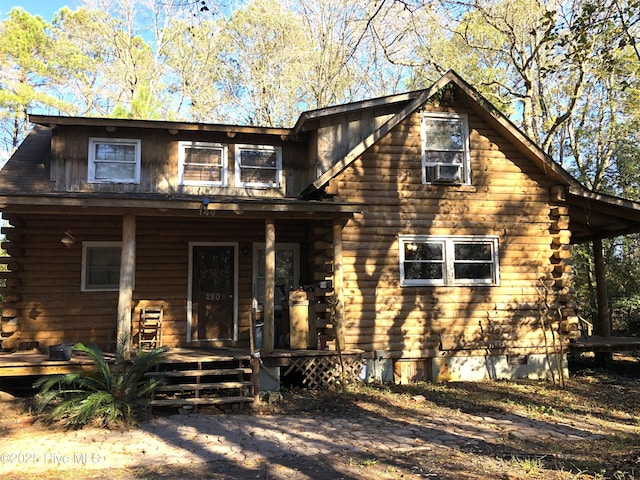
[190,245,236,341]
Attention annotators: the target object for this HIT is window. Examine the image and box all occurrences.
[421,113,470,184]
[399,235,499,286]
[88,138,141,183]
[235,144,282,188]
[253,243,299,307]
[81,242,122,291]
[179,141,228,186]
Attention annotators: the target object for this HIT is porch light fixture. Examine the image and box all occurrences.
[61,230,75,247]
[200,197,215,216]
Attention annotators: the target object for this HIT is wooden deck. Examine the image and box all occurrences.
[569,336,640,354]
[0,349,99,377]
[0,347,250,377]
[0,346,363,378]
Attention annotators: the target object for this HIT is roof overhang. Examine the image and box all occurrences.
[28,115,296,140]
[0,193,361,219]
[298,70,581,198]
[290,91,423,135]
[566,187,640,243]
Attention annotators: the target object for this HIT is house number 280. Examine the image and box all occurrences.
[206,293,221,301]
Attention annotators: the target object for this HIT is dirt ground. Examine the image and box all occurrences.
[1,352,639,480]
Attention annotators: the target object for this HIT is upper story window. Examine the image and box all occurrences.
[88,138,141,183]
[179,141,228,186]
[399,235,499,286]
[81,241,122,291]
[235,144,282,188]
[421,113,470,185]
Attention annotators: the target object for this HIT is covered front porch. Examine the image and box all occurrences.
[0,196,366,404]
[0,195,360,356]
[110,198,359,357]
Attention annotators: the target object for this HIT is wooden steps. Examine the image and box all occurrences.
[146,367,252,377]
[146,356,254,411]
[153,381,252,391]
[150,396,253,407]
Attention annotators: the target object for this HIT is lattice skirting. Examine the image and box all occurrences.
[283,353,364,390]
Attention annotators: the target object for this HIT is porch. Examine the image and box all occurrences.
[569,336,640,354]
[0,346,364,409]
[0,203,357,360]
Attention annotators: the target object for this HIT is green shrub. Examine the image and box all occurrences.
[34,338,166,427]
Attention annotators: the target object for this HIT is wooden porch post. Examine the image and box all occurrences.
[263,218,276,354]
[592,238,611,337]
[333,219,345,351]
[116,214,136,350]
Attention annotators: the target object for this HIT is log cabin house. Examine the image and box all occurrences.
[2,70,640,385]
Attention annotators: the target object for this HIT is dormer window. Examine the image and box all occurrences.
[421,113,470,185]
[179,141,228,186]
[235,144,282,188]
[88,138,141,184]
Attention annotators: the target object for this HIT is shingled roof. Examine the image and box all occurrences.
[2,72,640,242]
[0,125,52,195]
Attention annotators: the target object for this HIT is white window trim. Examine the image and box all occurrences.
[234,144,282,188]
[81,241,123,292]
[178,141,228,186]
[421,112,471,185]
[399,235,499,286]
[88,137,141,184]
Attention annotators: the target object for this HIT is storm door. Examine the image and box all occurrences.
[189,244,237,341]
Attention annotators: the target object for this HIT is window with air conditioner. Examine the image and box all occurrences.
[421,113,470,185]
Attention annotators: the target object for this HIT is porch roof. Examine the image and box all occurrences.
[567,187,640,243]
[0,195,362,217]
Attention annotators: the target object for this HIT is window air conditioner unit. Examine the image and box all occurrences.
[432,164,462,184]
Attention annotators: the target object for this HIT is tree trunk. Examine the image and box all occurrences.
[592,238,612,366]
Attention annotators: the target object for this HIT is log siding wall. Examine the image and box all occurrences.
[0,92,579,362]
[331,105,577,359]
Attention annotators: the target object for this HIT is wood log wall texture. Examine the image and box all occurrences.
[0,215,308,349]
[330,105,577,359]
[0,100,578,360]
